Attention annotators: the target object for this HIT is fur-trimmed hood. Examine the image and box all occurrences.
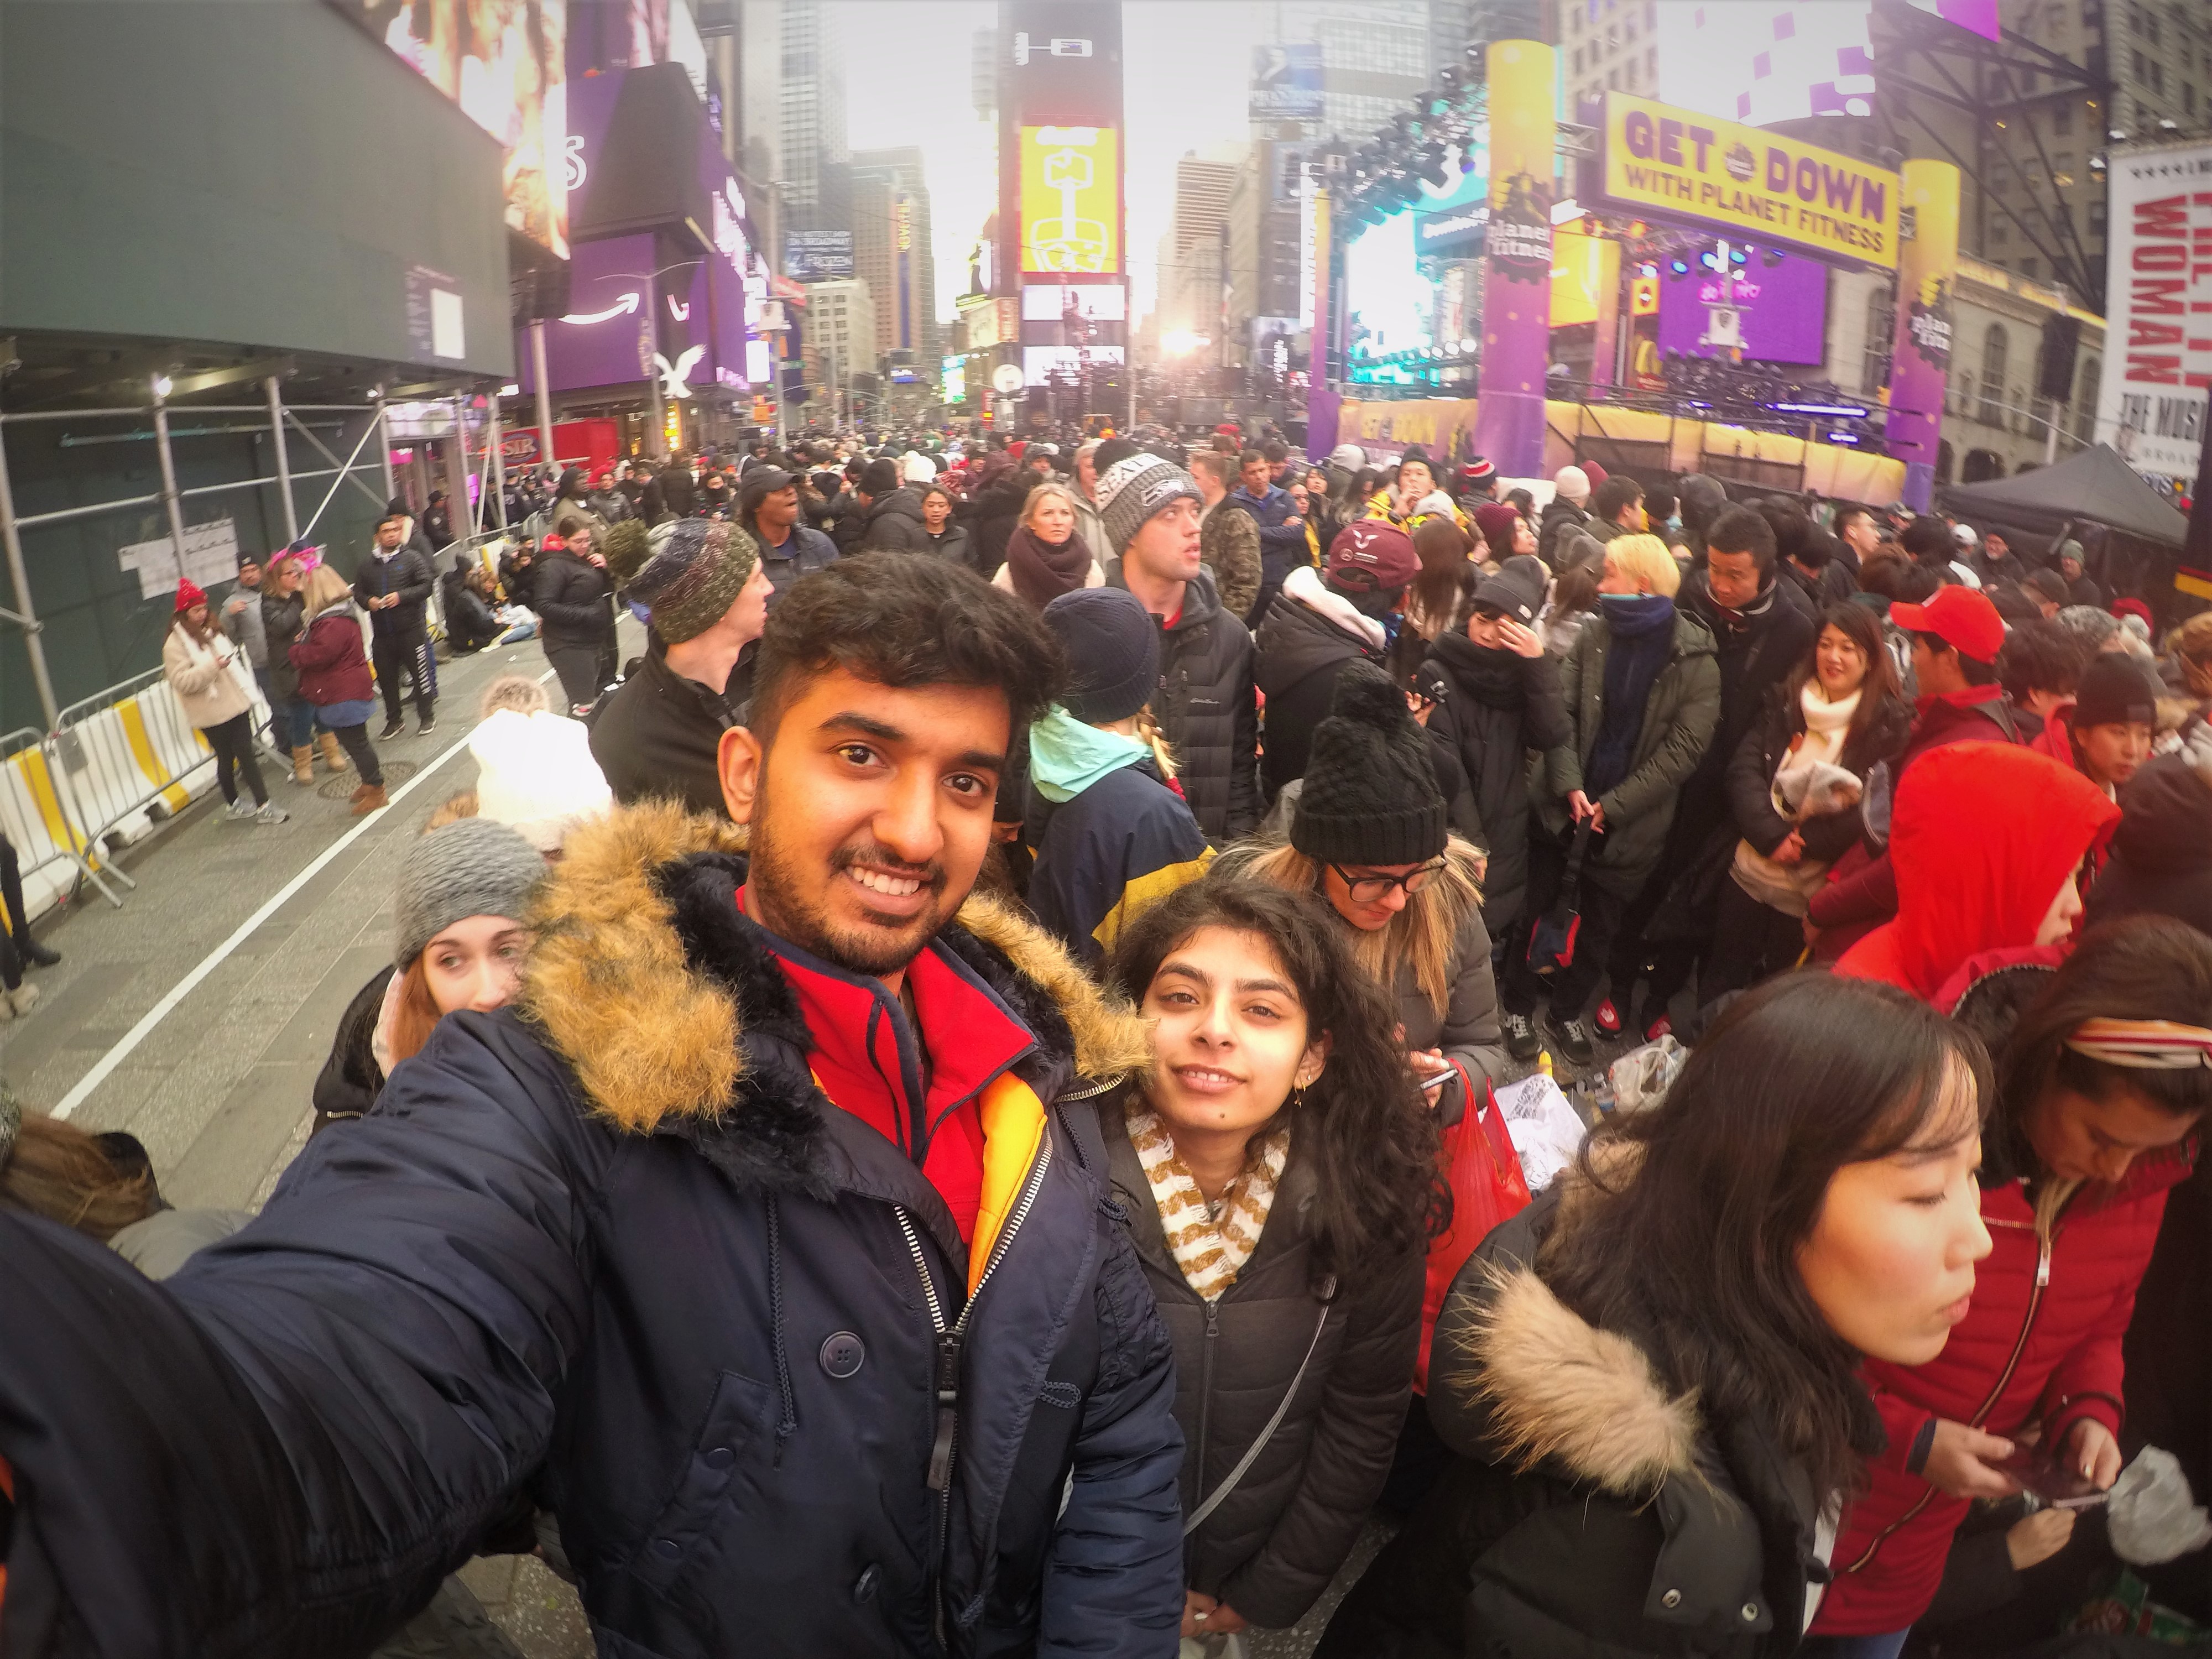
[519,800,1153,1149]
[1448,1154,1700,1497]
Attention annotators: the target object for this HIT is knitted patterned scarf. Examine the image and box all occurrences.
[1125,1103,1290,1303]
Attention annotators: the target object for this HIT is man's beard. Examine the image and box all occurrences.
[747,787,959,978]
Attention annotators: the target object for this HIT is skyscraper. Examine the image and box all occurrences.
[851,147,940,365]
[1156,149,1244,343]
[775,0,848,235]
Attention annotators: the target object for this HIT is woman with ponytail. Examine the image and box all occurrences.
[1025,588,1214,971]
[1810,916,2212,1656]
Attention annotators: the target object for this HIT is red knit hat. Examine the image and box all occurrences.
[174,577,207,612]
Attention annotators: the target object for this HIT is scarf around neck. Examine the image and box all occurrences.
[1126,1102,1289,1303]
[1004,524,1094,607]
[1030,705,1150,802]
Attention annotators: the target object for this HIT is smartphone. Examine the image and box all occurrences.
[1995,1447,2109,1509]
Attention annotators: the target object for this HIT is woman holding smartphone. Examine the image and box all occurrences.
[1808,917,2212,1656]
[1218,659,1503,1115]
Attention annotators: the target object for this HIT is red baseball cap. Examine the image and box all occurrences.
[1324,519,1419,593]
[1892,585,2005,665]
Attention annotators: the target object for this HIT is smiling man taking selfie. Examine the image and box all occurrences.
[0,554,1183,1658]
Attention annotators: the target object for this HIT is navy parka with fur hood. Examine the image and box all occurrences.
[0,805,1185,1659]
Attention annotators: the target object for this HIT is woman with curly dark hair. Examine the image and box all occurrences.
[1096,874,1441,1648]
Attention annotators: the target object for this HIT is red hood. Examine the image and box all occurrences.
[1869,742,2119,1000]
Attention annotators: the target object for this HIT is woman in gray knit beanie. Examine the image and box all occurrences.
[312,812,548,1135]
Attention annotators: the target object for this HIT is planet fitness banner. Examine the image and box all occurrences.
[1886,159,1960,512]
[1469,40,1557,479]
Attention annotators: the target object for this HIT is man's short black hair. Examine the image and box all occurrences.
[376,513,407,533]
[859,458,901,497]
[1895,563,1943,604]
[1834,503,1876,538]
[1261,440,1287,465]
[1900,515,1954,564]
[750,553,1065,753]
[1751,500,1809,567]
[1794,527,1841,571]
[1705,505,1778,571]
[1997,618,2087,703]
[1592,476,1644,525]
[1645,486,1677,523]
[1238,448,1266,470]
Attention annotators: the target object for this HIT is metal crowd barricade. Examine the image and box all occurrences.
[0,725,124,914]
[46,651,275,867]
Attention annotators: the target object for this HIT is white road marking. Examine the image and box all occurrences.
[53,666,563,1120]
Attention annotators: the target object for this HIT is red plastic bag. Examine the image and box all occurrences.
[1415,1066,1531,1394]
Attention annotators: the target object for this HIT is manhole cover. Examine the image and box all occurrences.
[316,758,419,801]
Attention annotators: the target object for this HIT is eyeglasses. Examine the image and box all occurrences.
[1328,859,1446,906]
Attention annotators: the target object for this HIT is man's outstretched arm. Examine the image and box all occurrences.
[0,1011,601,1657]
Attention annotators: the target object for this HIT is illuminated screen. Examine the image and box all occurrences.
[1654,1,1874,125]
[943,356,967,401]
[1905,0,2001,41]
[1020,126,1122,275]
[1021,283,1128,321]
[1343,211,1434,359]
[330,0,569,257]
[1656,245,1829,364]
[1022,345,1124,387]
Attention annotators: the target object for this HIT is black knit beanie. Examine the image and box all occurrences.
[1291,660,1449,865]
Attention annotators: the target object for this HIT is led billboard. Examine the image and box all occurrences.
[1250,44,1323,122]
[1653,0,1875,126]
[785,231,855,281]
[1904,0,2001,42]
[330,0,569,258]
[1598,92,1899,269]
[1019,125,1121,275]
[1656,247,1829,363]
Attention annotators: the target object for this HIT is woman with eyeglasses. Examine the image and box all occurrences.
[1220,660,1504,1115]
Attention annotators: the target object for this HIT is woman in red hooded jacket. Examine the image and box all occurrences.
[1836,742,2118,1011]
[1810,918,2212,1657]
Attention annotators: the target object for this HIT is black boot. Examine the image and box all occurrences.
[17,936,59,968]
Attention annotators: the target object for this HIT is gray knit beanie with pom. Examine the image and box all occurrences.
[394,817,547,969]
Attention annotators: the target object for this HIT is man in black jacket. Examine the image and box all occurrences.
[590,519,771,816]
[354,512,437,737]
[0,555,1185,1659]
[853,458,932,554]
[1602,504,1814,1035]
[1099,450,1261,842]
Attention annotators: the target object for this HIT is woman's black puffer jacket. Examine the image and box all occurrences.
[1096,1087,1422,1630]
[531,547,614,650]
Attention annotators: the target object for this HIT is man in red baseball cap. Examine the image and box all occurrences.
[1889,585,2018,769]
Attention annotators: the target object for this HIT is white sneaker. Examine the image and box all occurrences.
[225,799,256,822]
[8,983,38,1018]
[255,803,290,826]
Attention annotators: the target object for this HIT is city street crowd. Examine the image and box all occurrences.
[6,415,2212,1659]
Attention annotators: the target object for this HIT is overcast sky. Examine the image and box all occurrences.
[835,0,1264,331]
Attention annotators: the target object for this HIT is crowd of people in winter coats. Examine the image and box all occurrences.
[7,418,2212,1659]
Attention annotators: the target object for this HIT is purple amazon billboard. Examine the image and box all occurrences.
[520,62,752,395]
[1656,250,1829,365]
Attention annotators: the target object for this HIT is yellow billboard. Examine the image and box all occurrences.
[1550,228,1620,328]
[1020,126,1121,275]
[1598,91,1900,270]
